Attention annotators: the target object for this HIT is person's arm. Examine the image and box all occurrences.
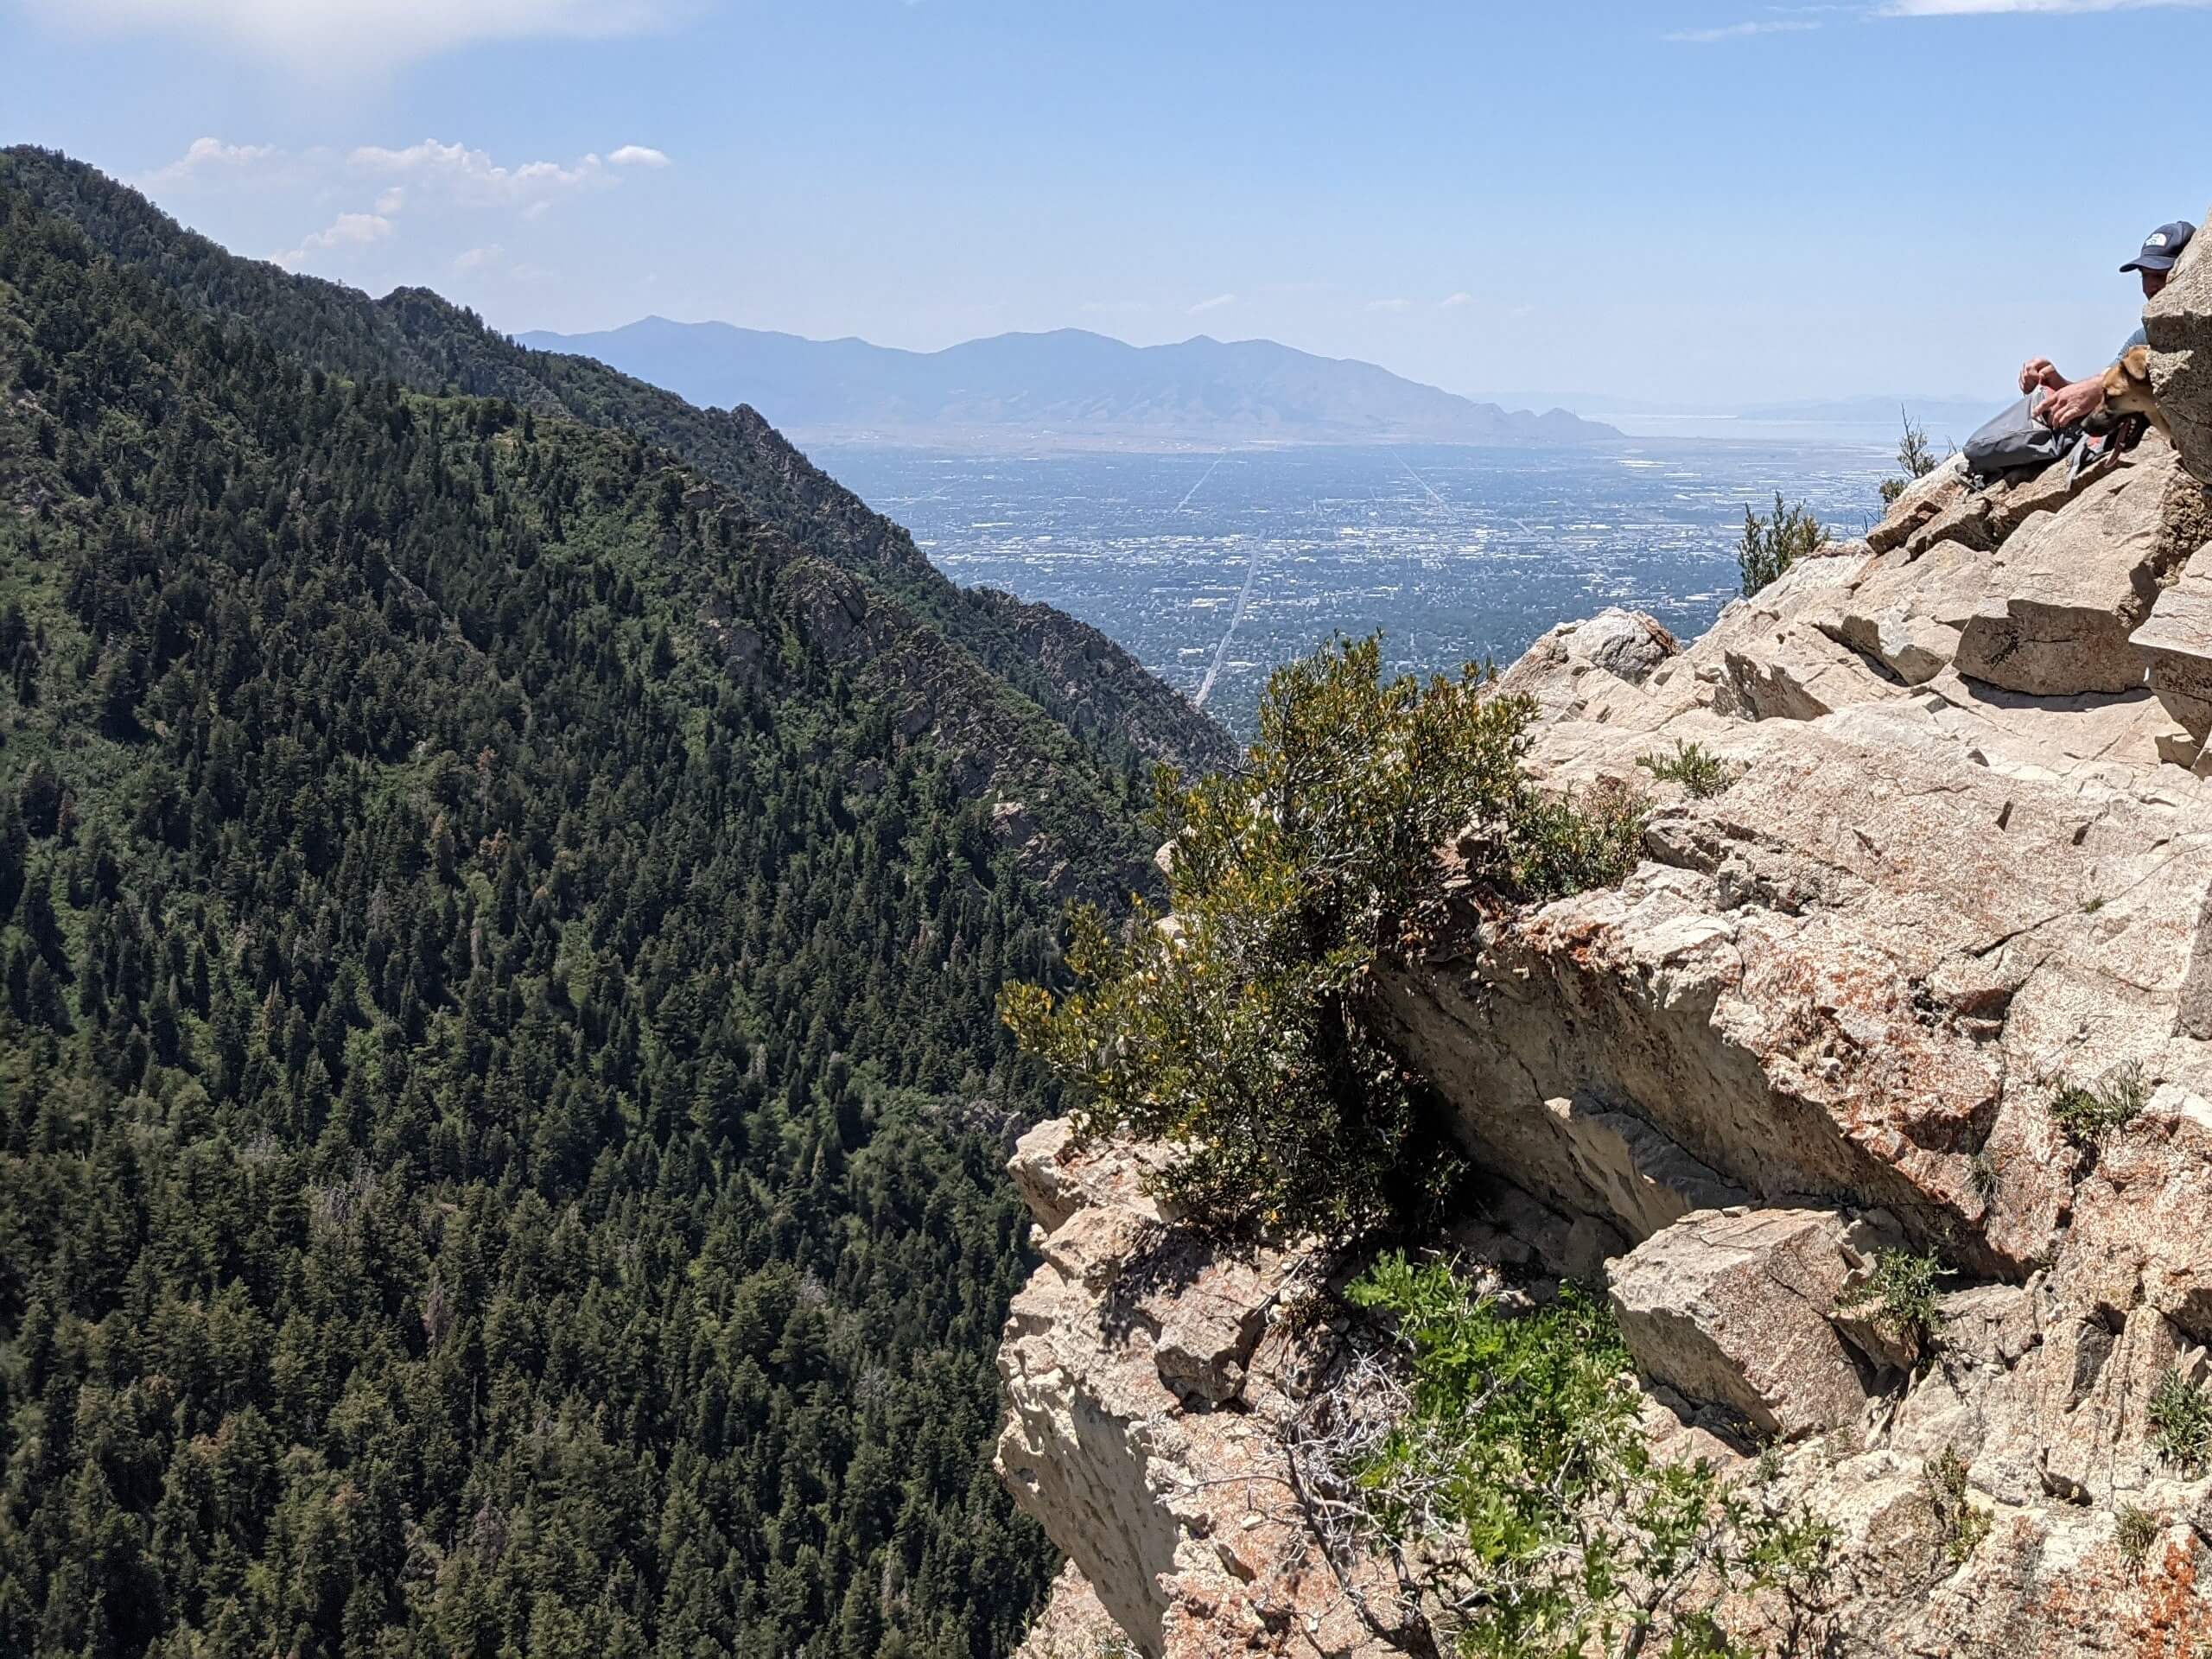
[2019,357,2067,394]
[2037,374,2106,429]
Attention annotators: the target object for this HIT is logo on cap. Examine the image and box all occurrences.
[2151,233,2171,248]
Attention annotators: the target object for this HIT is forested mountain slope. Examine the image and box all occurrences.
[0,159,1102,1656]
[0,146,1235,784]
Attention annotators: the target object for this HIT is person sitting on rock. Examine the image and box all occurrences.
[2019,219,2195,429]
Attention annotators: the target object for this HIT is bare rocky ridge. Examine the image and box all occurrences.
[995,215,2212,1657]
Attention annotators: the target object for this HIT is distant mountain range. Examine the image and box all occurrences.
[513,319,1621,448]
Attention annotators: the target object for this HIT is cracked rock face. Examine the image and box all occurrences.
[995,1124,1402,1659]
[1609,1206,1898,1440]
[2145,198,2212,486]
[999,420,2212,1657]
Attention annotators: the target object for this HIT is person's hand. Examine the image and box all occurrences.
[2018,357,2063,394]
[2037,377,2106,429]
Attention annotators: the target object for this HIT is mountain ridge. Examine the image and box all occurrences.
[0,144,1234,783]
[516,315,1622,448]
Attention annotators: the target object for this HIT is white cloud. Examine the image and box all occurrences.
[349,139,613,200]
[1879,0,2209,11]
[1365,297,1412,313]
[273,210,393,270]
[20,0,683,74]
[1440,292,1476,308]
[1189,292,1236,315]
[1663,18,1822,40]
[135,136,279,188]
[139,137,650,221]
[454,245,503,272]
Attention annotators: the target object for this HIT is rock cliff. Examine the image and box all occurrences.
[995,222,2212,1658]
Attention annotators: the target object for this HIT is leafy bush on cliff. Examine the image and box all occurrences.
[1736,494,1828,598]
[1344,1254,1836,1659]
[1635,739,1740,800]
[1000,637,1645,1235]
[2050,1063,2148,1147]
[1834,1248,1946,1352]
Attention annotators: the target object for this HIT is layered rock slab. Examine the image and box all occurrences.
[995,1123,1402,1659]
[2133,542,2212,755]
[1001,1127,2212,1658]
[1953,442,2197,696]
[2145,196,2212,486]
[1380,693,2212,1274]
[1608,1206,1887,1440]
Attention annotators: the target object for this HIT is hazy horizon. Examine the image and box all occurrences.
[524,312,2000,428]
[7,1,2207,411]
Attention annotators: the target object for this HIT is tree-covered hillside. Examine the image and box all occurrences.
[0,158,1103,1657]
[0,146,1236,787]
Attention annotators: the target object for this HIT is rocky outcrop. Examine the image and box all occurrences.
[998,416,2212,1657]
[2145,198,2212,485]
[1492,607,1681,721]
[995,1123,1403,1659]
[2133,538,2212,771]
[1001,1117,2212,1658]
[1951,449,2191,695]
[1608,1206,1898,1440]
[1014,1562,1134,1659]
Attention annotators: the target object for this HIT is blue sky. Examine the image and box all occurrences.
[5,0,2208,408]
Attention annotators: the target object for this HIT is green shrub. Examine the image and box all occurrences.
[1923,1446,1990,1565]
[1001,637,1646,1236]
[2115,1503,2163,1570]
[1736,494,1827,598]
[1834,1249,1946,1352]
[1344,1254,1835,1659]
[1968,1147,1999,1202]
[2050,1064,2148,1147]
[2148,1369,2212,1473]
[1636,739,1742,800]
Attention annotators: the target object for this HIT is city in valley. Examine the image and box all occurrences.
[823,437,1899,734]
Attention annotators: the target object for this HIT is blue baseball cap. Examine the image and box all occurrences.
[2122,221,2196,274]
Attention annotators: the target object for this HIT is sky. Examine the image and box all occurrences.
[5,0,2209,410]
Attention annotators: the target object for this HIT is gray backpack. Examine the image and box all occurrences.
[1963,388,2081,482]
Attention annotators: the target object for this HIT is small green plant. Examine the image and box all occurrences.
[2050,1064,2149,1147]
[1755,1440,1784,1488]
[1736,493,1828,598]
[2115,1503,2163,1570]
[1968,1147,1999,1203]
[1636,739,1742,800]
[1877,408,1941,508]
[1343,1254,1836,1659]
[1923,1445,1990,1565]
[1835,1249,1946,1351]
[1001,636,1646,1236]
[2148,1369,2212,1474]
